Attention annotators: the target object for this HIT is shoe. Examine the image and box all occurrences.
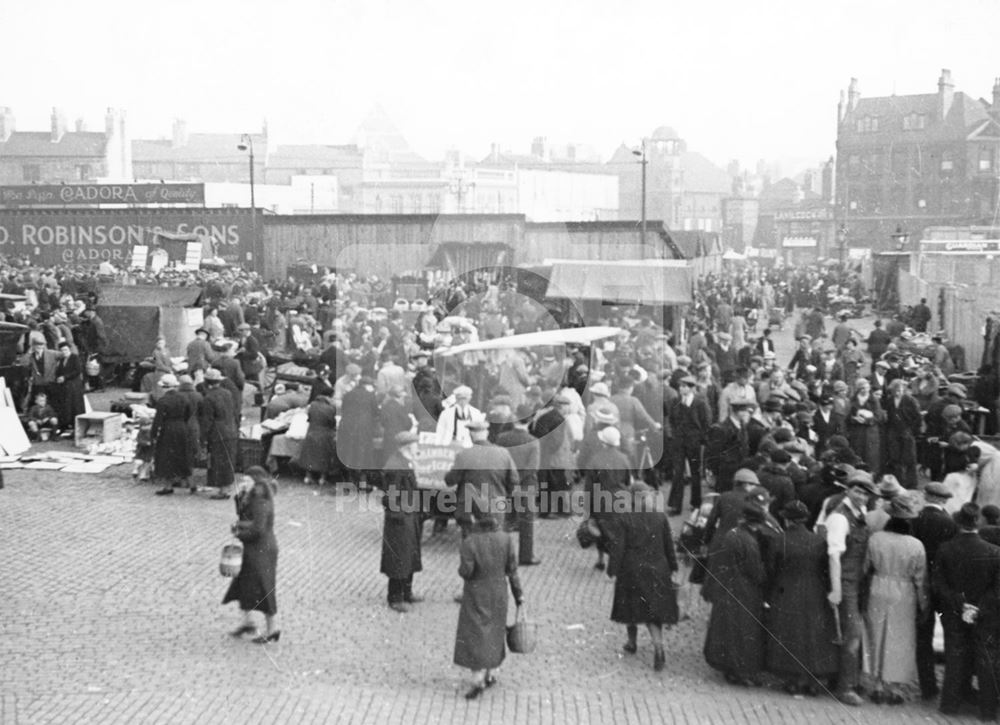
[836,691,864,706]
[653,646,665,672]
[484,674,497,688]
[189,485,198,494]
[623,641,637,655]
[667,507,682,516]
[154,487,174,496]
[210,491,229,500]
[405,595,425,604]
[783,682,801,696]
[520,558,542,566]
[388,602,411,613]
[303,476,316,486]
[229,624,256,638]
[464,684,485,700]
[251,631,281,644]
[886,692,904,706]
[921,687,940,701]
[594,561,606,571]
[869,690,884,705]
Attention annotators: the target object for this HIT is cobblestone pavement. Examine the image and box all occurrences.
[0,310,967,724]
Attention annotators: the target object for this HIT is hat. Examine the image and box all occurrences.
[553,393,571,405]
[359,376,376,387]
[875,360,890,370]
[388,384,407,398]
[514,404,535,422]
[784,441,807,454]
[762,398,783,412]
[677,355,692,366]
[819,394,834,406]
[730,397,755,411]
[716,332,732,343]
[29,332,46,346]
[597,426,621,447]
[525,385,542,398]
[798,334,812,342]
[877,475,903,498]
[590,382,610,398]
[394,431,419,446]
[487,409,511,425]
[679,375,697,386]
[943,404,963,419]
[770,448,791,464]
[409,349,429,359]
[453,385,472,399]
[846,470,878,495]
[781,500,810,522]
[923,481,953,500]
[158,374,178,388]
[204,368,224,382]
[954,502,980,530]
[194,327,209,336]
[237,323,251,331]
[465,419,489,432]
[772,428,794,443]
[345,363,362,376]
[832,381,848,393]
[742,500,768,523]
[733,468,760,485]
[946,383,968,399]
[273,383,287,395]
[177,374,194,386]
[591,406,619,425]
[763,350,776,359]
[949,431,974,449]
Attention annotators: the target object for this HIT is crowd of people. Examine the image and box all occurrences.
[6,254,1000,712]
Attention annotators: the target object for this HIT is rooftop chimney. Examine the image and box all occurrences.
[105,108,116,136]
[838,90,845,124]
[847,78,860,111]
[0,106,14,142]
[75,118,86,133]
[172,118,188,149]
[992,77,1000,116]
[50,107,66,143]
[939,68,955,119]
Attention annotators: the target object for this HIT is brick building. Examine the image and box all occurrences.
[835,69,1000,251]
[0,107,130,184]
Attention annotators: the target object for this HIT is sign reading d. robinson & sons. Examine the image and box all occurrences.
[0,208,253,267]
[0,183,205,207]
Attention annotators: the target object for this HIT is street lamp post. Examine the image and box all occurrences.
[632,140,647,246]
[237,134,257,268]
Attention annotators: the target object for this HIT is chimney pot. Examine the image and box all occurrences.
[50,107,66,143]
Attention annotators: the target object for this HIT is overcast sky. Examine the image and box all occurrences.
[3,0,999,176]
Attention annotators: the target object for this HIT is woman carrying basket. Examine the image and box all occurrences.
[223,466,280,644]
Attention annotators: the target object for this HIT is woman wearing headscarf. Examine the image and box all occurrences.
[454,508,524,700]
[52,340,85,434]
[586,425,631,572]
[223,466,280,644]
[862,493,928,704]
[607,481,678,671]
[764,500,839,695]
[703,497,768,686]
[151,374,196,495]
[846,378,884,475]
[381,431,424,612]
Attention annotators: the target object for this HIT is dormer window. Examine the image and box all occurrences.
[855,116,879,133]
[902,113,927,130]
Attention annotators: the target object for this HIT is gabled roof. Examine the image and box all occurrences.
[679,151,731,193]
[132,133,267,163]
[606,143,638,165]
[0,131,107,158]
[841,91,991,144]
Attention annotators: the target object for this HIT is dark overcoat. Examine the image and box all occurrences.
[380,452,423,579]
[703,522,766,678]
[201,385,237,488]
[453,522,523,671]
[151,389,194,480]
[338,385,380,470]
[177,385,203,464]
[222,483,278,614]
[764,524,839,678]
[295,397,337,474]
[608,507,679,625]
[52,353,86,430]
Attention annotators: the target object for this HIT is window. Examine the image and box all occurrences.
[979,147,994,172]
[410,194,422,213]
[867,153,882,174]
[855,116,879,133]
[848,155,860,174]
[940,151,953,172]
[391,195,403,213]
[77,164,91,181]
[22,164,40,182]
[903,113,927,131]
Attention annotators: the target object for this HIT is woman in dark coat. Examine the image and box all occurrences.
[765,500,839,694]
[223,466,280,643]
[294,393,337,485]
[177,375,203,473]
[586,426,632,571]
[846,378,884,475]
[607,481,678,671]
[200,369,238,499]
[703,501,768,686]
[454,510,524,700]
[381,431,423,612]
[151,374,195,495]
[338,376,380,488]
[52,340,86,433]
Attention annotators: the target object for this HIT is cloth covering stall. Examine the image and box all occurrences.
[97,286,204,365]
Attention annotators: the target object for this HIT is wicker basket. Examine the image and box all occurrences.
[506,605,537,654]
[219,541,243,577]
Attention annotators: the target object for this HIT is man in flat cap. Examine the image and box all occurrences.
[381,431,424,612]
[666,374,712,516]
[706,398,754,493]
[435,385,485,448]
[445,419,519,538]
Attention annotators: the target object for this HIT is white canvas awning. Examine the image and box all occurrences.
[782,236,818,248]
[545,260,692,305]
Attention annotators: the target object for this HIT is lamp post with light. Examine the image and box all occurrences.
[237,134,257,268]
[632,140,648,247]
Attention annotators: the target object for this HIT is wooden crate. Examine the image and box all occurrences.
[75,412,124,449]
